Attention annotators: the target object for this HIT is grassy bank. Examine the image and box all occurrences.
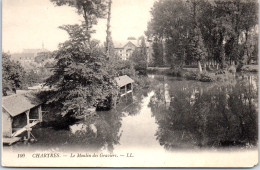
[147,67,237,82]
[240,65,258,72]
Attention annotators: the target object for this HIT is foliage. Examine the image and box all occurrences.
[184,70,232,82]
[131,36,148,75]
[34,52,52,64]
[147,0,258,70]
[184,71,200,81]
[149,76,258,149]
[45,24,117,116]
[199,72,216,82]
[2,53,26,95]
[151,39,164,66]
[24,70,42,87]
[240,65,258,72]
[50,0,107,42]
[33,51,56,83]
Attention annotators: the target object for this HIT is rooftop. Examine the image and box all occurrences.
[114,39,150,49]
[2,92,42,117]
[115,75,134,87]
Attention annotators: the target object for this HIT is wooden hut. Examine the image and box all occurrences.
[115,75,134,97]
[2,92,43,145]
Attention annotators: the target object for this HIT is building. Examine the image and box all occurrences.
[2,92,43,145]
[115,75,134,97]
[114,37,152,62]
[10,44,49,68]
[114,75,135,108]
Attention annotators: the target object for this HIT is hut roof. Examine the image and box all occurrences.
[115,75,134,87]
[2,92,42,117]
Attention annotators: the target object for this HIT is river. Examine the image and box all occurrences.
[3,73,258,165]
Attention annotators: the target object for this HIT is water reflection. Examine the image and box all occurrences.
[5,110,124,153]
[149,74,258,150]
[3,74,258,153]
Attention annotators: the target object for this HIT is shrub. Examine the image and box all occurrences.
[215,69,227,75]
[199,72,216,82]
[184,71,217,82]
[184,71,200,80]
[176,70,185,77]
[240,65,258,72]
[228,65,237,74]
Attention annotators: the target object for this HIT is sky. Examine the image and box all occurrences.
[2,0,155,53]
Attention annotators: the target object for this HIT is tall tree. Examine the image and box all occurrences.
[146,0,192,68]
[105,0,113,58]
[45,25,116,116]
[131,36,148,74]
[187,0,208,73]
[50,0,107,44]
[147,0,258,70]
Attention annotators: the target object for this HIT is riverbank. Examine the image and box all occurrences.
[147,65,258,82]
[5,73,258,153]
[240,65,258,72]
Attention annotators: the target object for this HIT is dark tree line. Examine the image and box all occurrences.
[2,53,47,96]
[149,76,258,149]
[2,53,26,95]
[146,0,258,72]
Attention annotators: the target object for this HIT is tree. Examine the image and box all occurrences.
[198,0,258,67]
[151,39,164,66]
[131,36,148,74]
[45,25,117,116]
[24,70,41,87]
[50,0,107,44]
[146,0,193,68]
[34,52,52,64]
[188,27,208,73]
[2,53,26,95]
[105,0,113,58]
[147,0,258,70]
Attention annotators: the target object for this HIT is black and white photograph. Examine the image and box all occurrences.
[1,0,259,167]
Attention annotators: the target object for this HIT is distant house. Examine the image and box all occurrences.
[114,37,152,61]
[10,45,49,68]
[2,92,43,145]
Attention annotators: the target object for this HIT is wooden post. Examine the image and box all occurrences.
[38,105,42,122]
[26,110,30,126]
[131,83,133,98]
[25,110,30,139]
[125,85,127,102]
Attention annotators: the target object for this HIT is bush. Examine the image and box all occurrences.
[169,67,186,77]
[240,65,258,72]
[199,72,216,82]
[184,71,200,80]
[215,69,227,75]
[228,65,237,74]
[184,71,216,82]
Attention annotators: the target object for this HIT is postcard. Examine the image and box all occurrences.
[2,0,258,167]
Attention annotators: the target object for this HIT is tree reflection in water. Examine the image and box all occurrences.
[18,110,124,153]
[67,110,124,153]
[149,75,258,150]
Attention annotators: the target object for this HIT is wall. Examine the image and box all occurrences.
[2,109,12,137]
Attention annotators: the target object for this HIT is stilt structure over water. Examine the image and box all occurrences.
[2,92,43,145]
[114,75,134,108]
[115,75,134,97]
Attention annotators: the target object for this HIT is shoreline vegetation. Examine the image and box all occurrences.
[147,64,258,82]
[2,0,258,150]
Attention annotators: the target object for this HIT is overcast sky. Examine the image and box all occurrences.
[3,0,155,53]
